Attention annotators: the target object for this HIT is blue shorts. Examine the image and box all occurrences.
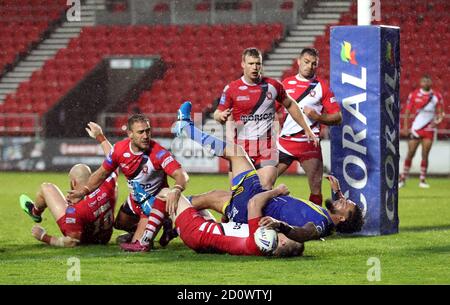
[223,170,265,223]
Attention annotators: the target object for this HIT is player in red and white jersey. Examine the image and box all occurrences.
[20,122,118,247]
[214,47,318,190]
[277,48,342,206]
[399,75,445,188]
[67,114,189,251]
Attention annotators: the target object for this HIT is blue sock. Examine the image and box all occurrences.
[183,124,227,157]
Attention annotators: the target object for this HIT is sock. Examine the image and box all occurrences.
[32,206,43,216]
[139,198,166,246]
[309,193,323,206]
[183,124,227,157]
[420,160,428,181]
[401,158,412,180]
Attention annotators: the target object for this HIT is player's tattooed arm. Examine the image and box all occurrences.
[32,225,80,247]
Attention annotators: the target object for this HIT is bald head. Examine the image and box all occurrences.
[69,164,92,186]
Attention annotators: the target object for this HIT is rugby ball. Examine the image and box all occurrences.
[254,227,278,255]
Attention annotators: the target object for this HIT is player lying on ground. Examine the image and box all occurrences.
[66,114,189,251]
[142,184,310,257]
[20,122,118,247]
[174,101,364,239]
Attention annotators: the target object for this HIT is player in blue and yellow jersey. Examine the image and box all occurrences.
[171,101,364,243]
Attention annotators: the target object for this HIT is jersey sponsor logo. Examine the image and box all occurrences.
[105,151,113,165]
[66,206,76,214]
[249,89,260,93]
[219,93,226,105]
[236,95,250,101]
[65,217,76,224]
[156,150,166,160]
[288,80,297,85]
[161,156,174,168]
[120,163,129,169]
[238,85,248,90]
[286,89,295,94]
[88,188,101,199]
[297,84,308,88]
[123,152,131,158]
[234,186,244,196]
[240,112,275,123]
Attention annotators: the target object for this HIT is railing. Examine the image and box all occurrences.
[0,113,42,138]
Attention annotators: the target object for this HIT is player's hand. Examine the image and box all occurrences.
[325,175,341,193]
[31,224,46,241]
[85,121,103,139]
[275,184,290,196]
[217,108,233,124]
[303,106,320,121]
[259,216,281,230]
[166,188,181,216]
[305,129,319,147]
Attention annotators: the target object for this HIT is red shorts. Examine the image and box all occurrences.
[237,138,279,169]
[175,207,220,251]
[277,136,322,164]
[411,127,435,140]
[56,213,112,244]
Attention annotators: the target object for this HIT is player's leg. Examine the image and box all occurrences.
[37,183,67,222]
[300,158,324,206]
[419,138,433,188]
[190,190,232,213]
[257,166,278,190]
[174,101,254,178]
[399,138,420,187]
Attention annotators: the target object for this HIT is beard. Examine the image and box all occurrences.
[325,198,335,213]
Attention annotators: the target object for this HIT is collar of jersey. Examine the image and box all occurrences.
[295,74,316,82]
[129,141,144,155]
[241,76,261,87]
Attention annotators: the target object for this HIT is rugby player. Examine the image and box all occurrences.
[214,47,318,190]
[399,75,445,188]
[171,102,364,241]
[278,48,342,206]
[67,114,189,251]
[20,122,118,247]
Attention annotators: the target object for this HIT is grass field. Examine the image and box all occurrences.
[0,172,449,284]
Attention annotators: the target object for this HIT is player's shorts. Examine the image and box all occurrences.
[411,126,435,141]
[56,214,112,244]
[223,170,265,223]
[277,136,322,165]
[119,195,146,218]
[237,139,279,169]
[175,207,223,253]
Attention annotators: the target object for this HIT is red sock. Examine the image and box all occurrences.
[420,159,428,181]
[139,198,166,245]
[309,193,323,206]
[32,206,43,216]
[401,158,412,180]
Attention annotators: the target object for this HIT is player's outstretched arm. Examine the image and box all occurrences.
[31,225,80,247]
[259,218,320,243]
[282,96,319,146]
[85,121,113,157]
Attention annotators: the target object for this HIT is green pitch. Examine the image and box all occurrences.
[1,172,449,284]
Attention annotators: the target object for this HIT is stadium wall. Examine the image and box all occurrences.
[1,137,449,175]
